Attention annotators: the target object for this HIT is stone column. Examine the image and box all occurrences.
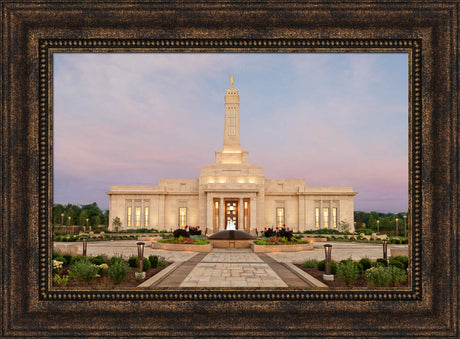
[298,195,305,233]
[158,195,165,231]
[319,200,323,228]
[329,200,333,229]
[239,197,244,231]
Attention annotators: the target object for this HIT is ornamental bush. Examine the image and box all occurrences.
[69,258,98,282]
[173,228,190,238]
[302,259,319,268]
[90,255,106,265]
[109,256,125,266]
[142,257,151,271]
[389,257,405,270]
[359,258,372,271]
[70,255,86,265]
[63,254,73,265]
[364,266,392,287]
[149,255,159,268]
[392,256,409,270]
[276,227,293,241]
[317,260,338,275]
[128,256,138,268]
[263,227,276,238]
[336,261,360,285]
[108,260,131,284]
[388,265,408,286]
[376,258,388,267]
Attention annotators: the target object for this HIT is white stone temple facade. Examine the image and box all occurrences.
[107,78,357,234]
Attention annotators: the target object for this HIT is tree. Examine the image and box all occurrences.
[367,214,377,230]
[112,217,122,232]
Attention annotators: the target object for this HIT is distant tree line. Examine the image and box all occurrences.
[354,211,409,236]
[53,202,108,227]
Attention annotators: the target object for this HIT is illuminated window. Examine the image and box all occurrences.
[135,207,141,227]
[144,207,149,227]
[213,199,220,231]
[333,208,337,228]
[323,208,329,228]
[276,208,285,228]
[179,207,187,227]
[315,208,320,228]
[243,198,250,231]
[127,207,132,227]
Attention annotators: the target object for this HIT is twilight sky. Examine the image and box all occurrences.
[53,53,408,213]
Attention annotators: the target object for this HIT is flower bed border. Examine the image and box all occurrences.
[151,241,213,252]
[251,242,313,252]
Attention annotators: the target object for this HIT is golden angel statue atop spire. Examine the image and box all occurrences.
[229,73,234,88]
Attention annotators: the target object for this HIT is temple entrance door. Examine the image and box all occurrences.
[225,200,238,230]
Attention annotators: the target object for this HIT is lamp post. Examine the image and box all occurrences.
[137,242,145,272]
[382,238,388,260]
[82,237,88,257]
[323,244,334,281]
[395,218,399,237]
[376,220,380,233]
[403,215,407,238]
[60,213,64,227]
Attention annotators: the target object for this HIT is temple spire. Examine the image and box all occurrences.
[222,79,241,154]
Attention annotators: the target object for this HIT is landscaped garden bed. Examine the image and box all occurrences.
[52,253,170,289]
[295,256,409,289]
[152,227,212,251]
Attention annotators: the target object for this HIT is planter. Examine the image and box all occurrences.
[135,271,146,280]
[251,242,313,252]
[305,237,327,242]
[151,241,212,252]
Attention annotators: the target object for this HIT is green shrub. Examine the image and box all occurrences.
[388,265,408,286]
[376,258,388,267]
[108,260,131,284]
[392,256,409,270]
[317,260,338,275]
[149,255,159,268]
[142,257,151,271]
[372,261,386,268]
[389,257,405,270]
[70,255,86,265]
[128,256,138,268]
[302,259,319,268]
[109,256,125,266]
[53,254,66,264]
[68,259,98,282]
[158,259,167,267]
[63,254,72,265]
[364,266,392,287]
[52,274,69,286]
[90,256,106,265]
[359,258,372,271]
[336,261,360,285]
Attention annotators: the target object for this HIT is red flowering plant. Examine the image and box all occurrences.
[188,226,202,236]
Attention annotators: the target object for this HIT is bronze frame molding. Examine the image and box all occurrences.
[2,1,458,337]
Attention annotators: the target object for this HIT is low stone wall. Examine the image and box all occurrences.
[53,244,79,255]
[209,239,254,249]
[306,237,327,242]
[251,242,314,252]
[391,247,409,257]
[151,242,212,252]
[137,236,161,241]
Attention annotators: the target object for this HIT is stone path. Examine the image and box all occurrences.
[147,249,315,288]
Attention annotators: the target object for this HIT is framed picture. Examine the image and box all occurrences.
[2,1,458,337]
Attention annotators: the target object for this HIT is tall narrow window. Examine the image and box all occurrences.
[135,207,141,227]
[276,208,285,228]
[243,198,250,232]
[127,206,132,227]
[323,208,329,228]
[144,207,149,228]
[213,199,220,232]
[179,207,187,227]
[315,208,320,228]
[332,208,337,228]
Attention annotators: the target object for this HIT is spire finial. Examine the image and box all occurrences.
[229,73,234,88]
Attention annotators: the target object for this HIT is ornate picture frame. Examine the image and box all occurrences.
[1,1,457,337]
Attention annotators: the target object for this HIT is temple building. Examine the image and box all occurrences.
[107,77,357,234]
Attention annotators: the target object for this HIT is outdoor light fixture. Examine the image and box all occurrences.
[60,213,64,227]
[382,238,388,260]
[137,242,145,271]
[376,220,380,233]
[323,244,333,280]
[82,237,88,257]
[67,216,71,227]
[395,218,399,237]
[85,218,89,230]
[403,215,407,238]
